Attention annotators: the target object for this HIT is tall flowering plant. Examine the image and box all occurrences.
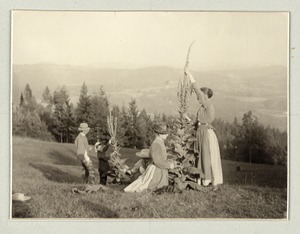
[106,110,130,182]
[177,41,194,125]
[164,42,205,192]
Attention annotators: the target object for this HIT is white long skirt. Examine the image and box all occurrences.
[124,164,156,193]
[208,129,223,186]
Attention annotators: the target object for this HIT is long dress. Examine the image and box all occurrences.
[208,129,223,186]
[124,137,171,192]
[192,82,223,186]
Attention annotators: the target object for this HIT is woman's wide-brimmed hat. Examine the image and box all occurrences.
[78,122,90,131]
[12,193,31,202]
[153,122,168,134]
[136,149,150,158]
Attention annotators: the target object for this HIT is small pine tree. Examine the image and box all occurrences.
[12,85,54,141]
[87,87,109,144]
[75,82,91,124]
[136,109,148,148]
[126,99,139,148]
[42,86,53,106]
[19,92,25,106]
[22,84,37,111]
[52,86,76,143]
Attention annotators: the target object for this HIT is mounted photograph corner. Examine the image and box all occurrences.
[11,11,288,219]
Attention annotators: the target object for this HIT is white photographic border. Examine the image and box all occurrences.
[1,1,299,233]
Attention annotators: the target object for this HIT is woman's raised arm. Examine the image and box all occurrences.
[184,67,208,106]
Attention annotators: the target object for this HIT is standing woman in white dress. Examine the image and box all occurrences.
[184,65,223,187]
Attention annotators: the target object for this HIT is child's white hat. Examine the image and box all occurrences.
[78,123,90,131]
[12,193,31,202]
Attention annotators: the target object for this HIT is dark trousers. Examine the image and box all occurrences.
[98,158,110,185]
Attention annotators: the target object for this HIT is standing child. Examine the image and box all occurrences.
[94,137,115,185]
[74,123,96,184]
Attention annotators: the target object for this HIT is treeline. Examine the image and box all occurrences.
[12,83,287,165]
[213,112,287,165]
[12,83,161,148]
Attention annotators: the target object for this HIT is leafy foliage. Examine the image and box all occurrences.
[51,86,77,143]
[165,44,204,192]
[215,111,287,166]
[106,111,131,182]
[12,84,54,141]
[166,117,204,192]
[12,106,54,141]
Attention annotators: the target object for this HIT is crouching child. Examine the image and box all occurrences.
[128,149,152,181]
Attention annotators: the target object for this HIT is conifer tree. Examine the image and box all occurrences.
[22,84,37,111]
[52,86,76,143]
[136,109,149,148]
[87,86,109,143]
[12,84,53,141]
[126,99,139,148]
[19,92,25,106]
[75,82,90,124]
[119,104,130,146]
[42,86,53,106]
[236,111,269,163]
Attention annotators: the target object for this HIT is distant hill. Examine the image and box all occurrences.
[12,64,288,131]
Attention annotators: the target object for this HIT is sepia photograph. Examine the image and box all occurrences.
[11,11,288,219]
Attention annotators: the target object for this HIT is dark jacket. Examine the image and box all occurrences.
[97,144,113,173]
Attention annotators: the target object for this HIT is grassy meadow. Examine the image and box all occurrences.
[12,137,287,219]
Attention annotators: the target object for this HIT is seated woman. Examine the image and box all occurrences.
[124,122,176,192]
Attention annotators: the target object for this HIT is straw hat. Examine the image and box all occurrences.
[12,193,31,202]
[136,149,150,158]
[78,123,90,131]
[153,122,168,134]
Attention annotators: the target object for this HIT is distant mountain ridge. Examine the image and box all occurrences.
[12,64,288,131]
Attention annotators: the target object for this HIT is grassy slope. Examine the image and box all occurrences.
[12,137,287,219]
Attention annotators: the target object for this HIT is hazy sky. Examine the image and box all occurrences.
[12,11,288,70]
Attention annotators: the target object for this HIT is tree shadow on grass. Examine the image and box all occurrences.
[12,201,33,218]
[48,149,98,167]
[47,150,79,166]
[224,169,287,188]
[80,200,119,218]
[30,163,82,184]
[222,162,287,189]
